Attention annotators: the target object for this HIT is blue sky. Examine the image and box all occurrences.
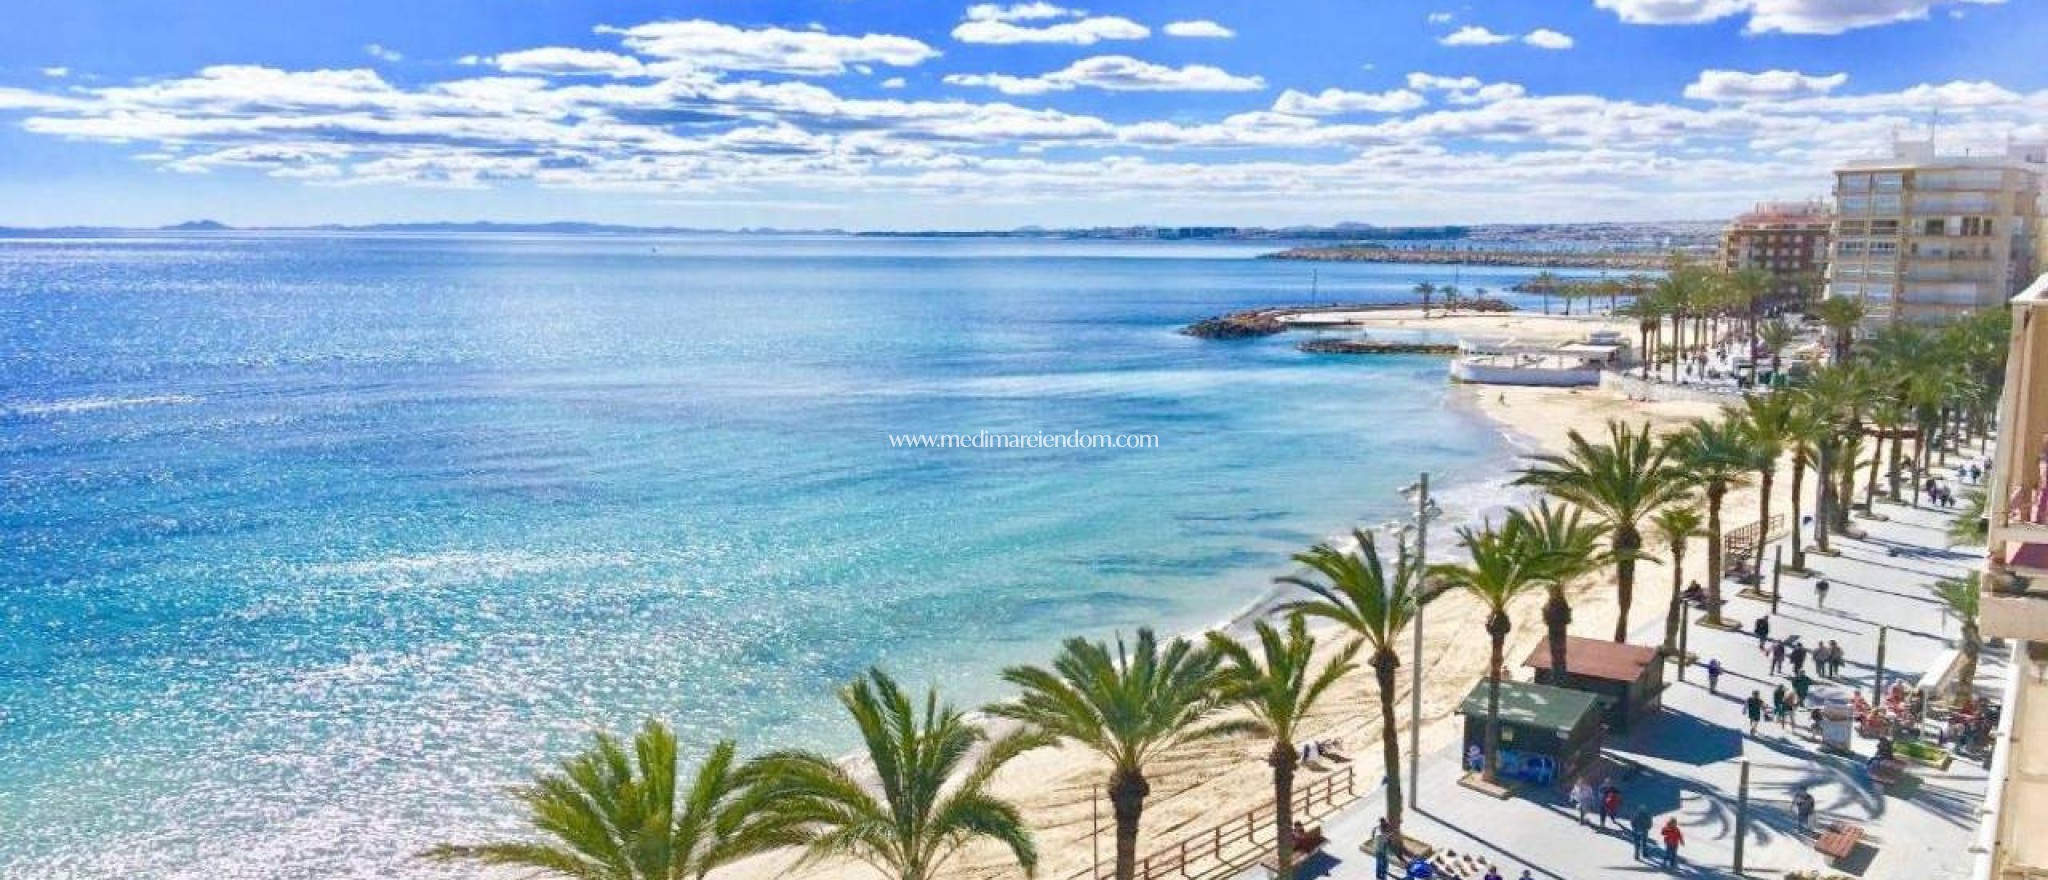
[1,0,2043,228]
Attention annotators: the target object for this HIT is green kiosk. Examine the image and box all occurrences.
[1459,680,1605,789]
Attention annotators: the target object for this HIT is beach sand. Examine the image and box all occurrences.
[1284,308,1635,345]
[720,376,1783,880]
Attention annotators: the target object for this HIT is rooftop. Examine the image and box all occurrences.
[1521,635,1660,682]
[1456,680,1603,733]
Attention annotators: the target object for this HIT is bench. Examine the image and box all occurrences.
[1815,823,1865,863]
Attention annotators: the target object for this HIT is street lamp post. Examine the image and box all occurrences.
[1397,473,1440,810]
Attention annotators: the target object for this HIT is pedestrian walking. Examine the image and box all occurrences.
[1630,806,1653,859]
[1707,658,1724,694]
[1745,690,1765,735]
[1601,784,1622,828]
[1791,642,1809,676]
[1829,640,1846,677]
[1774,685,1794,731]
[1770,640,1787,675]
[1660,818,1685,869]
[1792,670,1814,705]
[1572,779,1596,825]
[1754,615,1771,650]
[1792,787,1817,829]
[1815,578,1830,608]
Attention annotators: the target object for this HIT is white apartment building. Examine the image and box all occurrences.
[1826,140,2046,324]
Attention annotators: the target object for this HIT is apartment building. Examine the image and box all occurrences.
[1975,274,2048,880]
[1826,140,2046,324]
[1720,200,1831,307]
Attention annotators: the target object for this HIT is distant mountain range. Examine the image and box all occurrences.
[0,218,1724,250]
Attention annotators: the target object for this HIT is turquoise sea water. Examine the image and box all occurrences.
[0,235,1574,878]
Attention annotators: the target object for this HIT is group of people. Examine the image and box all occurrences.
[1923,477,1961,508]
[1568,779,1687,869]
[1706,615,1850,738]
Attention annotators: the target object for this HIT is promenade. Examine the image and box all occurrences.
[1277,463,1999,880]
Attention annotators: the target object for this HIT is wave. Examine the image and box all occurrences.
[5,394,202,416]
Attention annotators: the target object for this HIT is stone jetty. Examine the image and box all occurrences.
[1296,339,1459,355]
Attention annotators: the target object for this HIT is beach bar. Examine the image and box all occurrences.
[1522,636,1665,732]
[1458,680,1605,788]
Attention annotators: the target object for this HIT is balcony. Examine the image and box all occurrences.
[1982,557,2048,640]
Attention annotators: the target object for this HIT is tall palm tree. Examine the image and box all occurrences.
[1428,514,1550,783]
[993,630,1230,880]
[1515,420,1690,641]
[1783,396,1825,570]
[1797,364,1870,553]
[1276,531,1427,837]
[1207,617,1360,879]
[1669,416,1761,627]
[1650,504,1704,655]
[753,671,1044,880]
[424,722,795,880]
[1813,296,1866,363]
[1729,391,1794,563]
[1934,573,1983,701]
[1517,499,1611,673]
[1412,281,1436,318]
[1757,318,1796,383]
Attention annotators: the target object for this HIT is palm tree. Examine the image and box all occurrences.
[1207,617,1360,879]
[1757,318,1796,383]
[1950,488,1989,545]
[1427,514,1550,783]
[1813,296,1866,363]
[1413,282,1436,318]
[994,630,1229,880]
[1277,531,1427,837]
[1783,396,1824,570]
[753,671,1044,880]
[1517,499,1611,673]
[1934,572,1983,701]
[424,722,794,880]
[1729,391,1794,563]
[1650,504,1704,655]
[1669,416,1761,627]
[1515,420,1690,641]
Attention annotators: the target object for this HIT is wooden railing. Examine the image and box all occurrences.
[1066,765,1359,880]
[1724,514,1786,574]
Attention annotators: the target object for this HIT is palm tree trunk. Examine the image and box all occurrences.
[1865,436,1882,507]
[1109,770,1150,880]
[1483,613,1510,783]
[1887,432,1905,501]
[1755,468,1775,582]
[1375,652,1405,836]
[1835,447,1858,531]
[1789,453,1808,569]
[1545,588,1571,674]
[1612,526,1641,642]
[1956,622,1981,702]
[1814,444,1835,553]
[1662,545,1687,654]
[1270,744,1298,880]
[1704,484,1726,626]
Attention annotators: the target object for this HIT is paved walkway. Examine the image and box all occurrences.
[1262,462,2001,880]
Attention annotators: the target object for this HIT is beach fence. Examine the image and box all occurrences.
[1066,765,1359,880]
[1724,514,1787,579]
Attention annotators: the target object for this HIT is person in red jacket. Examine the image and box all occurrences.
[1659,818,1685,870]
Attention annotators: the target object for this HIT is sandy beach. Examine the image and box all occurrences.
[717,344,1782,880]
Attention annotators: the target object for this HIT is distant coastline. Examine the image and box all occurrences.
[1263,245,1680,270]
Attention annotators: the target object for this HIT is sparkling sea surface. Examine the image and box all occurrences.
[0,234,1572,878]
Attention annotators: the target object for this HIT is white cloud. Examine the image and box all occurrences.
[1593,0,2003,34]
[600,20,938,74]
[964,2,1076,22]
[1426,11,1456,23]
[1522,29,1575,49]
[40,67,69,78]
[1273,88,1427,116]
[1163,20,1236,38]
[489,48,648,77]
[364,44,404,63]
[945,56,1264,95]
[1684,69,1848,102]
[880,77,908,89]
[1405,73,1527,105]
[953,15,1149,44]
[1440,26,1515,45]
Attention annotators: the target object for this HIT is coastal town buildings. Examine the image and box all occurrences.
[1976,272,2048,880]
[1719,200,1832,308]
[1826,139,2048,324]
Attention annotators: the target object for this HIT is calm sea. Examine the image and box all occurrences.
[0,234,1578,878]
